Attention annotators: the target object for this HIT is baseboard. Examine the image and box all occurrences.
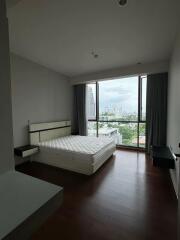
[170,169,178,199]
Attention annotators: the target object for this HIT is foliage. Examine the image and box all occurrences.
[88,113,146,147]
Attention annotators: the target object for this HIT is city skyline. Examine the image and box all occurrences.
[87,76,147,117]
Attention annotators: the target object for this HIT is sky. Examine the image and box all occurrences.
[90,76,147,115]
[99,77,138,114]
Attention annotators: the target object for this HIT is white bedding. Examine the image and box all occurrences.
[38,135,113,155]
[33,135,116,175]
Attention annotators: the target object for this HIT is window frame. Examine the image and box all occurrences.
[87,75,147,149]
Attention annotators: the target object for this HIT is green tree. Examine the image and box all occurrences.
[118,124,137,144]
[139,123,145,136]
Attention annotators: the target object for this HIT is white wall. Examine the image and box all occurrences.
[167,30,180,196]
[11,53,73,148]
[70,60,169,84]
[0,1,14,174]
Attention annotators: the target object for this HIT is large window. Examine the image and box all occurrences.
[99,77,139,121]
[87,76,147,148]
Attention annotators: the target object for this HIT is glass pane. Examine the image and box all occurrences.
[87,84,96,120]
[139,123,146,148]
[88,121,97,136]
[141,76,147,121]
[99,77,138,121]
[98,122,138,147]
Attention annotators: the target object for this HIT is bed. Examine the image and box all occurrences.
[29,121,116,175]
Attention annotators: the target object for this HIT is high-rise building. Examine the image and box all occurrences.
[87,86,96,119]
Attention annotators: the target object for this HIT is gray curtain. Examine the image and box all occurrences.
[73,84,87,136]
[146,72,168,153]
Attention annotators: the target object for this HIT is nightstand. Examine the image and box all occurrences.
[14,145,39,158]
[151,146,175,169]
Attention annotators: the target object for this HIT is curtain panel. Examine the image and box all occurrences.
[146,72,168,153]
[73,84,87,136]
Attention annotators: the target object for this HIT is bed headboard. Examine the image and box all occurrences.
[29,120,71,145]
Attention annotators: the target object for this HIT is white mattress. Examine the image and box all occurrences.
[38,135,113,155]
[34,135,116,175]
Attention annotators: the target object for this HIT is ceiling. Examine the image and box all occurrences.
[6,0,22,8]
[7,0,179,77]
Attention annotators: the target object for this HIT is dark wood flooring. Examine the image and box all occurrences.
[16,150,178,240]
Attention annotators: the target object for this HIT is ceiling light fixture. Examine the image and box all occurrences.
[118,0,128,6]
[91,51,99,59]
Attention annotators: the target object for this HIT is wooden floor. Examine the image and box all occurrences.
[16,150,177,240]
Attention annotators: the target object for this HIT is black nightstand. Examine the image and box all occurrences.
[151,146,175,169]
[14,145,39,158]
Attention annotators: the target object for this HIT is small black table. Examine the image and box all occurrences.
[14,145,39,158]
[151,146,175,169]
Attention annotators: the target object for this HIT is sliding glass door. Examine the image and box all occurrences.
[87,75,147,149]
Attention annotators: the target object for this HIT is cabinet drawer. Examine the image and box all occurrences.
[14,145,39,158]
[22,148,39,157]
